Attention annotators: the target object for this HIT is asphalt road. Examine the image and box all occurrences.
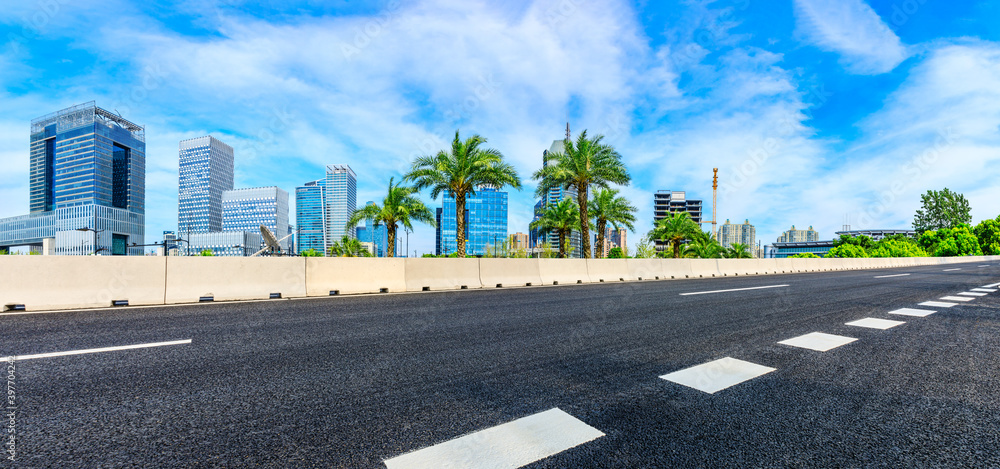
[2,261,1000,467]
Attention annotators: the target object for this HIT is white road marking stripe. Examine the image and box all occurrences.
[383,408,604,469]
[981,265,991,267]
[943,268,962,272]
[778,332,857,352]
[919,301,957,308]
[959,292,988,297]
[890,308,937,317]
[940,296,974,302]
[660,357,775,394]
[874,273,911,278]
[846,318,906,330]
[679,284,789,296]
[972,288,998,293]
[984,283,1000,288]
[1,339,192,361]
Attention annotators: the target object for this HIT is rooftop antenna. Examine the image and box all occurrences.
[565,122,571,140]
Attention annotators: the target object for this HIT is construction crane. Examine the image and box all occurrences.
[698,168,719,239]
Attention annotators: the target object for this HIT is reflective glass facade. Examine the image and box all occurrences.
[436,187,507,256]
[355,201,388,257]
[178,136,234,234]
[185,231,263,257]
[295,179,326,254]
[325,165,357,246]
[222,186,290,252]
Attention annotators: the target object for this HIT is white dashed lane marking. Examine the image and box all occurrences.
[940,296,975,302]
[0,339,192,361]
[660,357,775,394]
[959,292,988,297]
[972,288,998,293]
[383,408,604,469]
[846,318,906,330]
[778,332,857,352]
[919,301,957,308]
[874,273,910,279]
[943,268,962,272]
[889,308,937,317]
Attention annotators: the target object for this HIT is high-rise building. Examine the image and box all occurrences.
[653,190,703,253]
[222,186,290,251]
[325,165,357,246]
[534,137,582,257]
[597,226,628,257]
[178,136,234,235]
[718,219,758,257]
[435,187,508,256]
[778,225,819,243]
[355,201,388,257]
[295,179,326,254]
[509,232,529,250]
[1,102,146,255]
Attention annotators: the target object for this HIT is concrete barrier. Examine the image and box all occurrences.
[662,259,692,279]
[716,259,769,276]
[0,257,167,311]
[588,259,633,282]
[537,259,591,285]
[625,259,665,281]
[479,259,543,288]
[306,258,406,296]
[165,257,306,303]
[688,259,721,278]
[404,258,483,291]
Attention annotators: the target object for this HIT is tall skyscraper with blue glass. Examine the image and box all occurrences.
[355,201,388,257]
[222,186,290,251]
[325,165,357,246]
[0,102,146,255]
[435,187,507,256]
[178,136,234,235]
[295,179,326,254]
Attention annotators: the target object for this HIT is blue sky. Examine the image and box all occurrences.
[2,0,1000,255]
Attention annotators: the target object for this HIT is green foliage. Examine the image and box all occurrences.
[533,131,630,259]
[530,199,582,258]
[300,248,323,257]
[825,244,869,258]
[723,243,753,259]
[649,212,701,259]
[199,249,215,257]
[918,225,983,257]
[632,236,656,259]
[607,247,625,258]
[683,237,723,259]
[329,236,373,257]
[973,217,1000,255]
[833,234,875,249]
[913,188,972,234]
[589,188,637,258]
[347,177,436,258]
[789,253,820,258]
[0,248,7,255]
[405,131,522,257]
[867,238,928,258]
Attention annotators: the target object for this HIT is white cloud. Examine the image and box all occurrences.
[793,0,909,74]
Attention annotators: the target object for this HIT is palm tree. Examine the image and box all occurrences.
[329,236,373,257]
[405,131,522,257]
[650,212,702,259]
[346,177,435,258]
[589,188,637,258]
[683,237,723,259]
[723,243,753,259]
[533,130,630,259]
[529,198,581,258]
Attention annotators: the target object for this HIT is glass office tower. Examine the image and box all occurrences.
[1,102,145,255]
[222,186,290,252]
[535,139,582,257]
[295,179,326,254]
[436,187,507,256]
[178,136,234,235]
[355,201,388,257]
[325,165,357,246]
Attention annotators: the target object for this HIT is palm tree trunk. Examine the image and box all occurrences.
[596,219,607,258]
[577,182,590,258]
[558,230,567,258]
[456,192,467,258]
[387,225,396,258]
[673,239,681,259]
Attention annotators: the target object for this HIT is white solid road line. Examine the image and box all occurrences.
[889,308,937,317]
[778,332,857,352]
[0,339,192,361]
[846,318,906,330]
[943,268,962,272]
[383,408,604,469]
[874,273,911,279]
[679,284,789,296]
[660,357,776,394]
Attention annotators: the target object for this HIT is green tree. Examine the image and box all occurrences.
[825,244,869,258]
[533,130,630,259]
[683,237,723,259]
[833,234,875,250]
[913,188,972,234]
[789,253,820,258]
[918,225,983,257]
[723,243,753,259]
[589,188,637,258]
[650,212,702,259]
[608,247,625,258]
[632,236,657,259]
[868,237,928,258]
[405,131,522,257]
[973,217,1000,255]
[199,249,215,257]
[300,248,323,257]
[529,198,582,258]
[0,248,7,255]
[346,177,436,258]
[329,236,373,257]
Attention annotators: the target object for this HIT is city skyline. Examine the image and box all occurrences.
[2,1,1000,256]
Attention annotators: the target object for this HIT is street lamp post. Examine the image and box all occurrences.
[76,227,105,255]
